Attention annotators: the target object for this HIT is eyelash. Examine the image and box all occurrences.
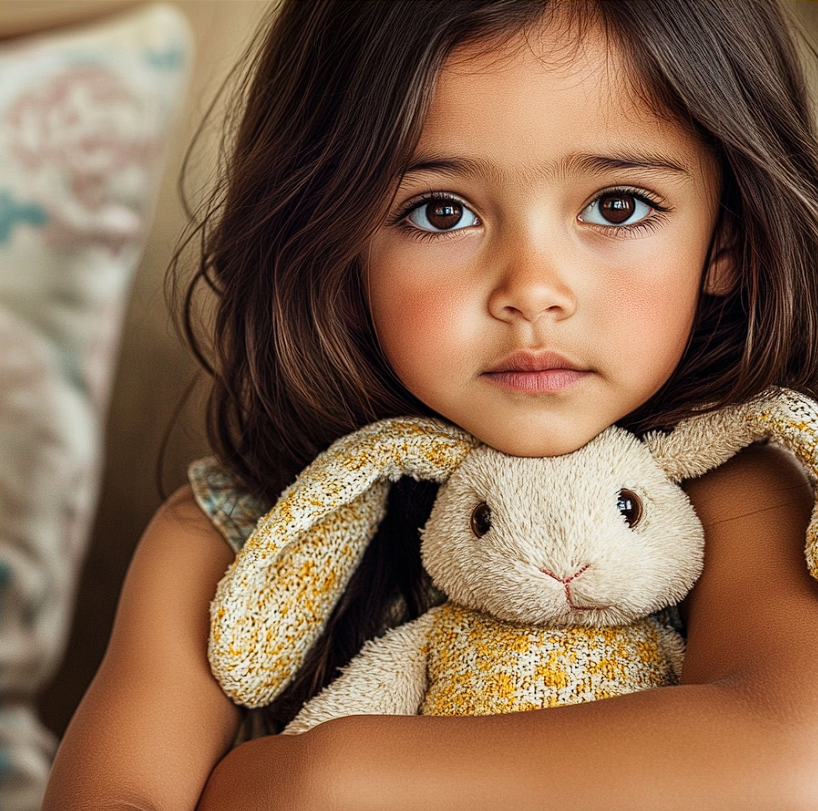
[391,193,475,243]
[581,186,670,237]
[391,187,671,241]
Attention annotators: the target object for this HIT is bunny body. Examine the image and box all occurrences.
[284,427,700,733]
[284,605,684,732]
[417,606,683,716]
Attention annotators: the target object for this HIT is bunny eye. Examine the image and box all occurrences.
[617,489,642,528]
[470,502,492,537]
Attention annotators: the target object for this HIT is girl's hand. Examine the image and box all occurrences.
[197,441,818,811]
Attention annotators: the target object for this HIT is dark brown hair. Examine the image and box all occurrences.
[176,0,818,729]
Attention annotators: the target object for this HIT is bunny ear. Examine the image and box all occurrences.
[646,387,818,578]
[209,417,476,707]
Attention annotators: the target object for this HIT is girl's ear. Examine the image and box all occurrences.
[703,216,739,296]
[208,416,476,707]
[646,388,818,579]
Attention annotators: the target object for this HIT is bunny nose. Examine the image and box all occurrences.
[541,564,595,611]
[540,564,590,584]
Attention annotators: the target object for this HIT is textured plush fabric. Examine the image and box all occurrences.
[283,426,699,733]
[419,607,682,715]
[0,6,191,809]
[283,606,685,733]
[209,417,476,708]
[419,432,703,629]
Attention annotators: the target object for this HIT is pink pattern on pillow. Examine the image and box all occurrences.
[5,66,161,252]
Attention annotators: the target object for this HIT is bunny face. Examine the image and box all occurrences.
[420,425,705,628]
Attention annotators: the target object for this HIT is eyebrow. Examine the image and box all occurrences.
[400,151,692,184]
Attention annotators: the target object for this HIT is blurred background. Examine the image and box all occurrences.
[0,4,815,809]
[0,0,270,739]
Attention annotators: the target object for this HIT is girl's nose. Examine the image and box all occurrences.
[487,236,576,323]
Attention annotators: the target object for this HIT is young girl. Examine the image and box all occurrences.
[44,1,818,809]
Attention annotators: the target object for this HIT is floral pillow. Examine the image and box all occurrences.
[0,6,191,809]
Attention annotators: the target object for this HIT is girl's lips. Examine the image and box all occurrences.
[483,350,589,393]
[484,368,589,393]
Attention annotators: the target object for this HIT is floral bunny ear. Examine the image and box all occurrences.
[209,417,476,707]
[645,387,818,576]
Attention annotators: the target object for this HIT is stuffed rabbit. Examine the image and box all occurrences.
[209,388,818,723]
[283,425,701,732]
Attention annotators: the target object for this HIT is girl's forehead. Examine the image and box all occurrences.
[436,19,652,133]
[415,18,716,190]
[443,8,597,82]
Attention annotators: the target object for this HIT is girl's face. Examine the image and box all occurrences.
[366,19,722,457]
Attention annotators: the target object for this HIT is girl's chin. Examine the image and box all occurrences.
[460,423,607,459]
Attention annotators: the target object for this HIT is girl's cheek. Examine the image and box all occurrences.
[372,275,474,368]
[591,260,700,377]
[366,246,484,395]
[366,236,483,340]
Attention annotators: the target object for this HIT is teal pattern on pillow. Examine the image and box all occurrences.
[0,192,47,242]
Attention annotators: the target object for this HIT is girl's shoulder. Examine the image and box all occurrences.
[679,439,816,639]
[682,440,813,523]
[188,456,269,553]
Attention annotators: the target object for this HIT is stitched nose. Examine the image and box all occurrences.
[540,564,597,611]
[540,564,589,584]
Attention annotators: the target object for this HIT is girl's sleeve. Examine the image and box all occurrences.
[188,457,268,553]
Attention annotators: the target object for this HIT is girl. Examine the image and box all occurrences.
[44,1,818,809]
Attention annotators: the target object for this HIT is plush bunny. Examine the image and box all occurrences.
[209,388,818,722]
[282,425,701,733]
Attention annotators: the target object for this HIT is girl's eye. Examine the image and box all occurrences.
[616,489,643,528]
[406,198,479,233]
[579,191,655,228]
[470,502,492,537]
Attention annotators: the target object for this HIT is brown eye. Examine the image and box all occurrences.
[407,198,478,233]
[426,201,464,230]
[617,489,642,528]
[598,193,636,225]
[470,502,492,537]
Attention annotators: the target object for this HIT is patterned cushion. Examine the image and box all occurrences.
[0,6,191,809]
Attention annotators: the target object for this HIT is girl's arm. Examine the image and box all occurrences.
[197,441,818,811]
[43,488,242,811]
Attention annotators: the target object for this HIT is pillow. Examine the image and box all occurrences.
[0,6,192,809]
